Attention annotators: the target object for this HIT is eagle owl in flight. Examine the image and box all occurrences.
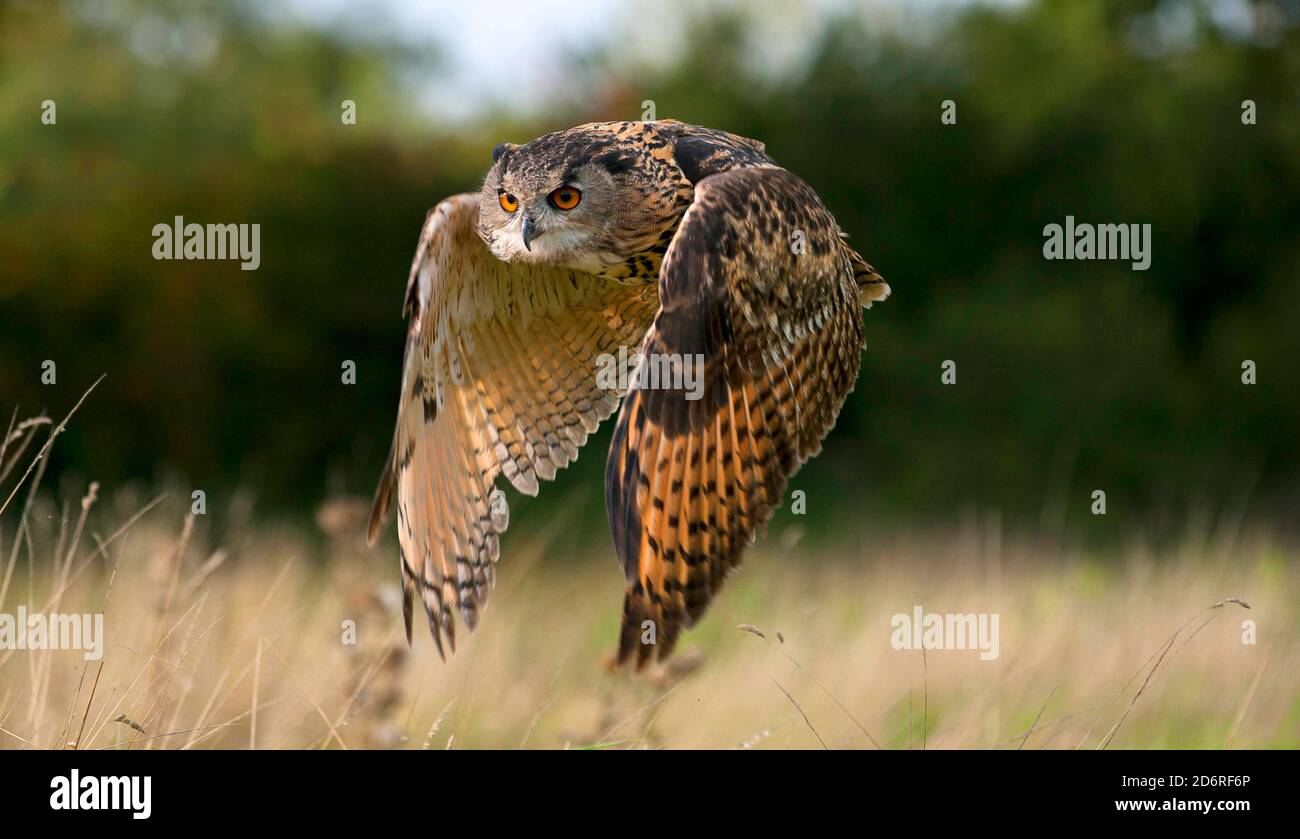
[369,120,889,668]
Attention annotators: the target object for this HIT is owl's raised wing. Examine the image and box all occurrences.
[370,193,657,657]
[605,166,889,667]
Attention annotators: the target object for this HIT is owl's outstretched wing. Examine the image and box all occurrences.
[605,166,889,668]
[370,194,657,657]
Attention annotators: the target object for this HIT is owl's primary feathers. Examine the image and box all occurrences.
[369,120,889,667]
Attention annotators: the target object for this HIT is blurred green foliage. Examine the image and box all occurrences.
[2,0,1297,539]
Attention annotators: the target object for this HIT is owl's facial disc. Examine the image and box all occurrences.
[478,158,621,273]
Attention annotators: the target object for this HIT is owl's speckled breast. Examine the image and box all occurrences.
[595,247,667,283]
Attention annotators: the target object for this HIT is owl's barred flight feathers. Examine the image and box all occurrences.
[369,120,888,666]
[366,197,658,654]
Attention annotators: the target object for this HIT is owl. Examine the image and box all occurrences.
[368,120,889,668]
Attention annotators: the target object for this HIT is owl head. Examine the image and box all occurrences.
[476,125,664,274]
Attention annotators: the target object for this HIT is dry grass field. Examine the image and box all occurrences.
[2,408,1297,750]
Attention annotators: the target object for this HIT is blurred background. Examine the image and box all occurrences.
[2,0,1298,545]
[3,0,1299,751]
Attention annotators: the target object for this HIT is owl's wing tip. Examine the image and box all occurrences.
[367,460,394,546]
[401,584,415,646]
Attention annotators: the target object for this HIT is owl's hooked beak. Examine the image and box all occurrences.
[521,214,537,252]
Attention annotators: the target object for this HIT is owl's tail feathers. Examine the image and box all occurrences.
[844,245,890,308]
[367,459,395,547]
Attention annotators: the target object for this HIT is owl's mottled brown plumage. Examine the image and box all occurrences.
[369,120,889,666]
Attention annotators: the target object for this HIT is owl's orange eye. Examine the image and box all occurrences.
[498,192,519,213]
[548,186,582,211]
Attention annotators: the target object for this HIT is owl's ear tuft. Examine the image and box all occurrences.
[491,142,518,164]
